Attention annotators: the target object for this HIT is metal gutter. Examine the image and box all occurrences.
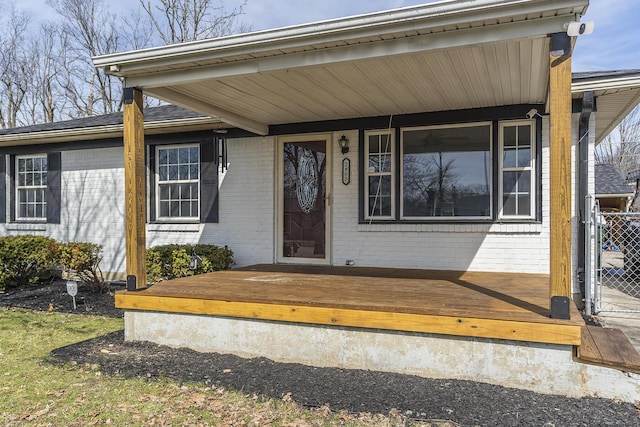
[594,193,634,198]
[93,0,588,76]
[577,91,594,301]
[572,75,640,93]
[0,117,226,146]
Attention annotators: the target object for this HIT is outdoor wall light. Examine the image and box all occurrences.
[338,135,350,154]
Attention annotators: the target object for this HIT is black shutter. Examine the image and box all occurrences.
[200,140,219,223]
[9,155,15,222]
[148,146,156,222]
[0,155,5,223]
[47,152,61,224]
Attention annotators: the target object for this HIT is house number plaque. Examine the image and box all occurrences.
[342,158,350,185]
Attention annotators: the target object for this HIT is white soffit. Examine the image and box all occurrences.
[93,0,589,134]
[572,71,640,144]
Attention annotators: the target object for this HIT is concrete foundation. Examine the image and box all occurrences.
[125,311,640,402]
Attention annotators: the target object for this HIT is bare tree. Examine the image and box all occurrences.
[140,0,247,44]
[20,23,71,124]
[122,9,157,50]
[595,106,640,175]
[0,6,31,128]
[0,0,250,127]
[46,0,126,116]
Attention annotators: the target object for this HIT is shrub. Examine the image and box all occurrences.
[58,242,108,293]
[0,235,59,291]
[146,244,234,283]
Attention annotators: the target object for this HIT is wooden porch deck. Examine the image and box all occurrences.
[116,265,584,346]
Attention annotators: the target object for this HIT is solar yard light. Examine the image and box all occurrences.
[66,280,78,310]
[190,249,202,270]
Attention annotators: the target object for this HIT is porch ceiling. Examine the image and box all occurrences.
[145,38,551,129]
[94,0,589,135]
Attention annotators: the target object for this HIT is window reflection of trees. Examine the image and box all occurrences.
[404,152,458,216]
[403,126,491,217]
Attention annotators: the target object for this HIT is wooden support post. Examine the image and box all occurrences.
[123,87,147,290]
[549,33,572,319]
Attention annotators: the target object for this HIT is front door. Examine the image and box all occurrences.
[277,134,331,264]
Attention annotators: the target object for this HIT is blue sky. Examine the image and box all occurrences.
[19,0,640,71]
[227,0,639,72]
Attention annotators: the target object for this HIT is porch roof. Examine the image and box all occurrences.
[0,105,223,146]
[93,0,589,135]
[572,69,640,144]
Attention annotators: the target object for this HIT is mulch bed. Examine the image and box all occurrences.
[0,280,124,317]
[3,282,640,426]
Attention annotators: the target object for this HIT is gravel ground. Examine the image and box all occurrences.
[3,282,640,426]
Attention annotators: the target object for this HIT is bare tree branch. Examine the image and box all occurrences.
[46,0,125,116]
[595,106,640,175]
[140,0,247,45]
[0,6,31,128]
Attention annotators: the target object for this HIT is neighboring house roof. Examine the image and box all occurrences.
[572,70,640,144]
[595,164,634,197]
[0,105,225,146]
[626,169,640,183]
[94,0,589,135]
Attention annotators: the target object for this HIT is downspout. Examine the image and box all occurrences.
[577,91,595,302]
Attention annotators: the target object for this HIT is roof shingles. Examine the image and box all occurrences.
[0,105,204,136]
[595,163,634,195]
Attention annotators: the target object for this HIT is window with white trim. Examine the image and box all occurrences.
[363,118,537,223]
[156,145,199,220]
[365,130,395,219]
[499,121,535,219]
[16,155,47,220]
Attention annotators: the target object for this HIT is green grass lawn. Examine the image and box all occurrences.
[0,307,435,426]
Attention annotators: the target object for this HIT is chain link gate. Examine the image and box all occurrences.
[587,196,640,314]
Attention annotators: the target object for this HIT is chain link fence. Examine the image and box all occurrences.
[593,208,640,313]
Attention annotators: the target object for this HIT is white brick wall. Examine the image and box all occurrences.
[0,139,277,278]
[59,148,127,276]
[330,126,553,275]
[167,136,277,267]
[0,147,127,278]
[0,116,590,283]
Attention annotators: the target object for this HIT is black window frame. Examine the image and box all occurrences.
[359,117,542,224]
[148,139,220,224]
[1,152,61,224]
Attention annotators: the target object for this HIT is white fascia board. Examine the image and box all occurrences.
[0,117,224,146]
[572,75,640,93]
[595,193,633,198]
[94,0,587,76]
[126,15,567,90]
[150,87,269,135]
